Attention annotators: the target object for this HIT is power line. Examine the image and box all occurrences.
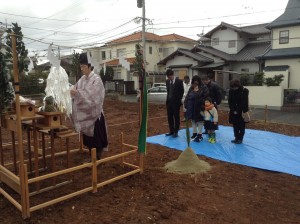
[0,11,92,23]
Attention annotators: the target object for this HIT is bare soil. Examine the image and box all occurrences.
[0,98,300,224]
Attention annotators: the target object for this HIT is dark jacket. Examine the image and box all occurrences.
[184,84,209,122]
[206,81,222,105]
[166,78,184,107]
[228,86,249,123]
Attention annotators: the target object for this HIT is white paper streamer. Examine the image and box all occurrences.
[45,66,72,117]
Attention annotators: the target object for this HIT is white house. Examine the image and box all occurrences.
[257,0,300,109]
[86,31,196,90]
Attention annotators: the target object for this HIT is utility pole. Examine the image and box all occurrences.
[137,0,146,68]
[142,0,146,71]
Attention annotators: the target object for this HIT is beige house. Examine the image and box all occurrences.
[259,0,300,93]
[86,31,196,90]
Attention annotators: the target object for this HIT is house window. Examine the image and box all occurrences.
[212,38,219,46]
[117,48,126,57]
[163,47,174,57]
[279,30,289,44]
[101,51,106,60]
[149,46,152,54]
[228,40,236,48]
[109,50,112,59]
[241,68,249,72]
[159,48,163,53]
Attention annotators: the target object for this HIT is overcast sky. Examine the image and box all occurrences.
[0,0,289,57]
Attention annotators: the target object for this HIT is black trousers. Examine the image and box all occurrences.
[233,117,245,141]
[166,102,181,134]
[83,113,108,152]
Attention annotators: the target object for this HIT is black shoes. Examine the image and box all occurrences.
[165,132,174,136]
[191,133,197,140]
[231,139,243,144]
[194,134,203,142]
[165,132,178,137]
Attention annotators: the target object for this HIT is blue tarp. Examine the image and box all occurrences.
[146,125,300,177]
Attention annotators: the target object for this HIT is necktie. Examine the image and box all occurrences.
[169,80,174,99]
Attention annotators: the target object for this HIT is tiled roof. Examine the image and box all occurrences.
[203,22,270,39]
[264,65,289,71]
[258,47,300,59]
[102,57,136,66]
[157,48,213,65]
[233,41,271,61]
[191,45,234,61]
[266,0,300,29]
[240,24,270,35]
[160,33,196,42]
[107,31,195,44]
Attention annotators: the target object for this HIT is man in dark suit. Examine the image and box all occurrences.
[165,69,184,137]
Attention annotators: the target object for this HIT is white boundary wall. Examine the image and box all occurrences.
[246,86,283,110]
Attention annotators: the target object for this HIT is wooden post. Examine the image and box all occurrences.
[20,163,30,219]
[23,164,30,218]
[79,133,83,153]
[11,131,17,173]
[27,126,32,173]
[0,127,3,165]
[50,129,56,186]
[264,105,268,123]
[91,148,97,193]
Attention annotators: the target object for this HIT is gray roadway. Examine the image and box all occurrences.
[116,94,300,126]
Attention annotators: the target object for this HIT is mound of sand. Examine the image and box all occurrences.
[164,147,211,174]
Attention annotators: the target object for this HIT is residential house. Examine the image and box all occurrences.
[87,31,196,90]
[258,0,300,107]
[158,22,271,94]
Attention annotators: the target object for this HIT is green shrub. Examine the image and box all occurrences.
[253,72,264,86]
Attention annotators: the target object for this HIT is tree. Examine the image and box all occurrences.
[99,66,114,83]
[5,23,28,76]
[0,51,14,114]
[133,44,143,75]
[71,51,81,82]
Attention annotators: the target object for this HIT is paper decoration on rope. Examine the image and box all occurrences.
[25,58,34,75]
[47,45,61,68]
[45,66,72,116]
[44,45,71,116]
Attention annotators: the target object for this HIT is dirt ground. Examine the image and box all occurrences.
[1,98,300,224]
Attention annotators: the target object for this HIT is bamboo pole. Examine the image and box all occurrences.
[121,132,124,165]
[11,131,17,173]
[0,127,3,165]
[0,188,22,211]
[30,186,93,212]
[29,180,72,196]
[0,164,19,182]
[11,33,27,215]
[23,164,30,218]
[91,148,97,193]
[32,120,39,190]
